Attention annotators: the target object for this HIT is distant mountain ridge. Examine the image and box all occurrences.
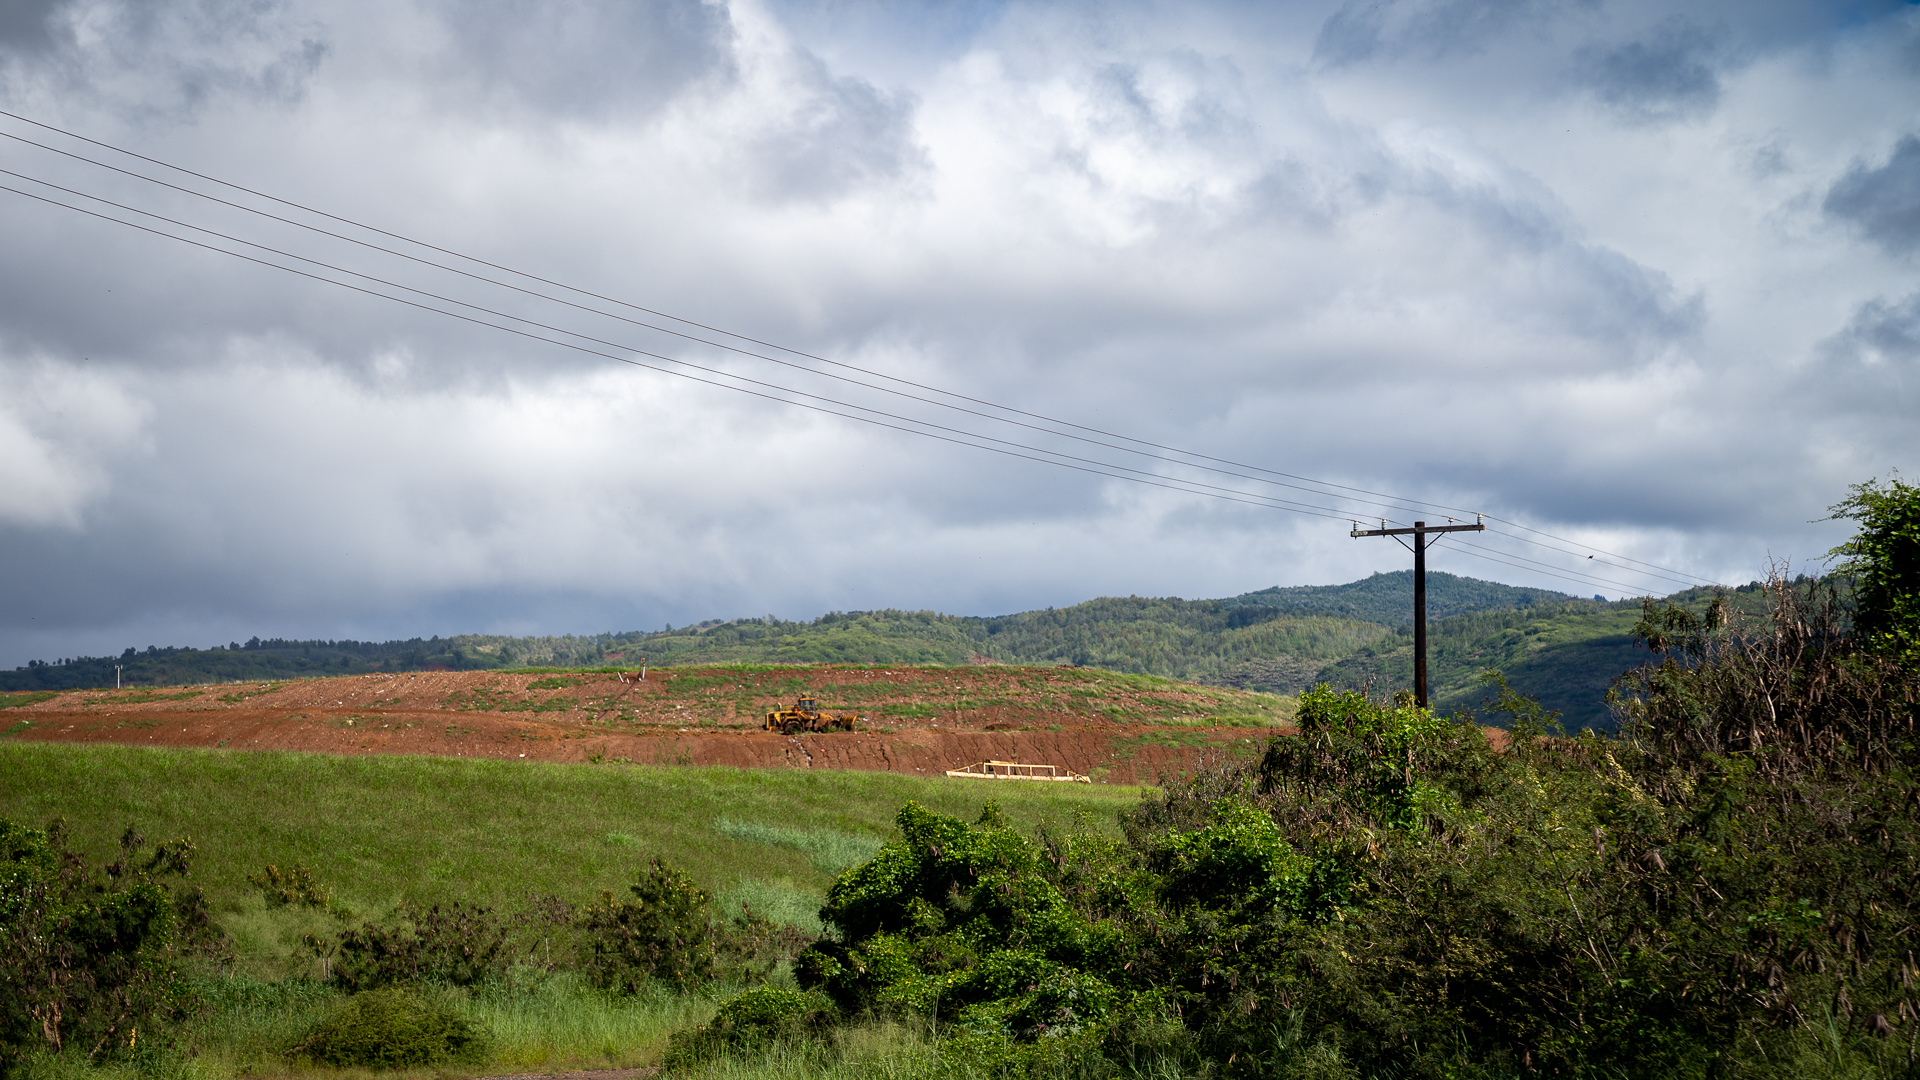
[1220,571,1586,626]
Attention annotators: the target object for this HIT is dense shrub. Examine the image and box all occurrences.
[322,900,513,991]
[0,820,214,1076]
[580,858,722,992]
[798,800,1126,1033]
[663,987,835,1069]
[285,987,486,1068]
[579,857,807,994]
[244,863,329,909]
[1828,474,1920,662]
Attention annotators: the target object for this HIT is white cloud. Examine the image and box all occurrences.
[0,356,148,529]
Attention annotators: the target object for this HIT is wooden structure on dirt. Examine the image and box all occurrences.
[944,760,1091,783]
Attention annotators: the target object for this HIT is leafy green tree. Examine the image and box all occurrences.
[1827,474,1920,660]
[575,856,802,993]
[578,858,720,992]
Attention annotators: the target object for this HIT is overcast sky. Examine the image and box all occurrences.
[1,0,1916,667]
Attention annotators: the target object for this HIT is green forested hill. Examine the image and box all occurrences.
[1314,604,1646,726]
[1219,570,1589,624]
[4,574,1777,731]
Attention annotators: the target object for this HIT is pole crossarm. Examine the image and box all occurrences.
[1348,517,1485,708]
[1350,521,1486,538]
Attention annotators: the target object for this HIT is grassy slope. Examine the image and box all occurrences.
[2,742,1151,1077]
[0,742,1141,917]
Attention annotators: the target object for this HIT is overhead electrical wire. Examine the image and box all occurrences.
[0,108,1483,519]
[0,109,1726,596]
[1,112,1696,560]
[1420,534,1678,595]
[0,171,1672,596]
[0,126,1453,526]
[0,198,1688,599]
[0,172,1406,523]
[1454,535,1705,592]
[0,166,1702,596]
[1479,516,1715,585]
[0,178,1370,527]
[0,108,1728,596]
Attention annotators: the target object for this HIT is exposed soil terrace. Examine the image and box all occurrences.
[2,666,1291,784]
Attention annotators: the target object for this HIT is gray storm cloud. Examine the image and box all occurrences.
[431,0,736,119]
[1574,17,1727,125]
[0,0,1915,666]
[1826,135,1920,257]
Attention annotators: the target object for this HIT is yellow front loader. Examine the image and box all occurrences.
[764,695,862,735]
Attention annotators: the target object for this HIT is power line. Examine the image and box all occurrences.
[0,110,1721,587]
[0,172,1683,597]
[0,171,1398,521]
[0,176,1700,596]
[0,178,1374,525]
[4,108,1441,515]
[0,110,1728,593]
[0,127,1454,525]
[1442,540,1669,595]
[1483,516,1720,587]
[1451,536,1694,593]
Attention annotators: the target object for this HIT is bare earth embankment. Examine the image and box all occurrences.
[2,665,1293,783]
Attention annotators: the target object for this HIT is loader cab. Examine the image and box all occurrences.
[798,696,818,712]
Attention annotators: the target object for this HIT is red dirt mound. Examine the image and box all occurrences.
[4,667,1286,785]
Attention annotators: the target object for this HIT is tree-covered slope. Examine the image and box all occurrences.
[1220,570,1588,625]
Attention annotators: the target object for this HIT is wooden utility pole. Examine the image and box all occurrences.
[1350,517,1485,707]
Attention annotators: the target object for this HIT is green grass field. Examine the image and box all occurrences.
[0,742,1145,910]
[2,742,1155,1079]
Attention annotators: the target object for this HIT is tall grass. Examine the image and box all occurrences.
[666,1019,983,1080]
[711,818,884,875]
[715,878,828,936]
[77,971,722,1080]
[175,975,340,1077]
[0,743,1147,1076]
[463,971,715,1071]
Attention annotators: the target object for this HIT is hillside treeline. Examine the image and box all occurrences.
[0,633,626,692]
[1317,582,1780,723]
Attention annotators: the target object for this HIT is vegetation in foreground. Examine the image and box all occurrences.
[4,479,1916,1079]
[0,753,1143,1080]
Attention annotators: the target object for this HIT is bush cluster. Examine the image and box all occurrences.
[579,856,810,994]
[0,820,216,1077]
[663,986,836,1069]
[244,863,330,909]
[753,573,1920,1078]
[321,899,514,992]
[285,987,485,1068]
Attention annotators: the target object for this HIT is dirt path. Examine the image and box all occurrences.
[475,1071,658,1080]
